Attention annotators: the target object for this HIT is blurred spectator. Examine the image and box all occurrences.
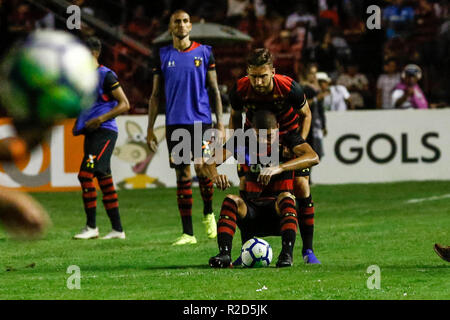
[34,9,55,29]
[319,0,340,27]
[392,64,429,109]
[316,72,352,111]
[126,5,159,42]
[310,30,339,78]
[336,62,370,109]
[330,29,352,64]
[265,30,302,79]
[285,3,316,51]
[382,0,415,39]
[237,1,269,47]
[299,62,320,93]
[253,0,266,18]
[226,0,250,26]
[376,58,401,109]
[304,85,326,161]
[8,2,33,36]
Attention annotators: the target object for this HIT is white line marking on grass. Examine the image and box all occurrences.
[406,194,450,204]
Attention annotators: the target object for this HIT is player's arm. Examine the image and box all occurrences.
[88,87,130,128]
[298,100,312,140]
[147,74,163,152]
[207,69,224,137]
[200,147,233,190]
[85,73,130,130]
[290,81,311,139]
[258,142,319,186]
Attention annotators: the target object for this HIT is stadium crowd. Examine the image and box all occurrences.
[2,0,450,114]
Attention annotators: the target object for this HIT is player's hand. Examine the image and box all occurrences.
[258,166,284,186]
[216,122,225,143]
[0,190,51,239]
[85,117,103,131]
[212,174,230,190]
[147,129,158,153]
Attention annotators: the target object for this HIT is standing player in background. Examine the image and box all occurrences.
[147,10,224,245]
[73,37,130,240]
[229,48,320,264]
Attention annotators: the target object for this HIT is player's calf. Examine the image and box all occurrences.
[77,170,97,229]
[276,192,298,267]
[210,195,244,267]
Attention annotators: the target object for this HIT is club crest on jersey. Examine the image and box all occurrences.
[194,57,203,67]
[86,154,96,169]
[168,61,176,67]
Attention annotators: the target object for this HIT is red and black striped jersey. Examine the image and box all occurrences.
[233,137,303,200]
[230,74,306,148]
[238,162,295,201]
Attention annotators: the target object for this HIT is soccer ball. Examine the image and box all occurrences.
[241,238,273,268]
[0,30,98,123]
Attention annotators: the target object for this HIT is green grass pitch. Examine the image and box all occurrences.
[1,181,449,300]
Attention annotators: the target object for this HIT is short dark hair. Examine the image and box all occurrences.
[252,110,277,129]
[247,48,273,68]
[86,36,102,54]
[170,9,190,20]
[384,57,397,65]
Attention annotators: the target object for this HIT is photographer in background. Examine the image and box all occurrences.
[392,64,429,109]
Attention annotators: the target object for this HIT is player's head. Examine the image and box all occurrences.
[86,36,101,60]
[252,110,279,144]
[246,48,275,94]
[169,10,192,40]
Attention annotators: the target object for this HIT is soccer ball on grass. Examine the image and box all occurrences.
[241,237,273,268]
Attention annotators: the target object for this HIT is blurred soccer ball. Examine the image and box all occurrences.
[241,237,273,268]
[0,30,98,123]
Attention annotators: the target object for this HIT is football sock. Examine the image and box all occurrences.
[217,197,238,255]
[98,175,123,232]
[297,195,315,253]
[78,170,97,228]
[198,176,214,215]
[279,197,298,256]
[177,179,193,236]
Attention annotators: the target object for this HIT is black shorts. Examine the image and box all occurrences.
[166,123,213,169]
[80,128,117,177]
[294,167,311,177]
[237,197,282,241]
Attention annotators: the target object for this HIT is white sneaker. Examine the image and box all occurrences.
[101,230,126,239]
[73,226,99,239]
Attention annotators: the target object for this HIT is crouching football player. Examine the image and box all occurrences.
[201,111,319,267]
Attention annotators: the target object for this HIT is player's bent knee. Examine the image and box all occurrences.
[277,192,295,202]
[224,194,246,219]
[276,192,296,215]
